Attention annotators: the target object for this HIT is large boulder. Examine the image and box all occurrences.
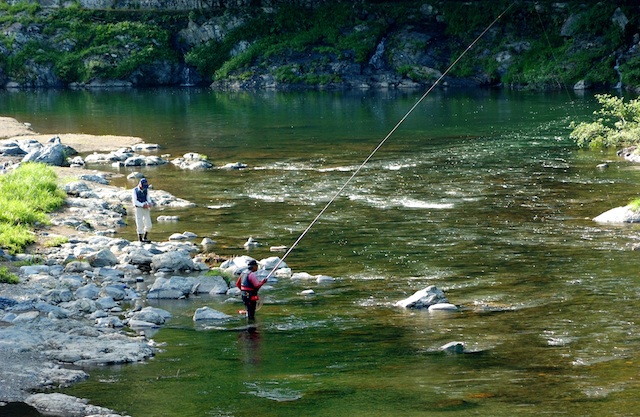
[151,250,194,272]
[22,142,68,166]
[129,306,172,325]
[147,276,197,299]
[0,140,27,156]
[75,283,101,300]
[191,275,229,294]
[121,247,154,271]
[84,248,118,267]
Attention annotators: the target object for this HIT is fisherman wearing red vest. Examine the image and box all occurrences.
[237,259,267,321]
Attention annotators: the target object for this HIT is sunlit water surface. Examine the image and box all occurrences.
[1,88,639,416]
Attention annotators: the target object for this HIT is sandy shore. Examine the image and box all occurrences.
[0,116,143,153]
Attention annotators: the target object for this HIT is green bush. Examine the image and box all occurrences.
[570,94,640,149]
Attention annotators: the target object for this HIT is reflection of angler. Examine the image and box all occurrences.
[238,326,262,366]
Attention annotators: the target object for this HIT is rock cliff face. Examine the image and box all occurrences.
[1,1,639,91]
[7,0,330,10]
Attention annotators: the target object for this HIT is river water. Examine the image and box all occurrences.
[1,88,639,416]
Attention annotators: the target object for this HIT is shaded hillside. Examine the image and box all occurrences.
[0,1,639,91]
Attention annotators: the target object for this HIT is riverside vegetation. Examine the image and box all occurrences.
[0,1,640,91]
[570,93,640,210]
[0,162,66,254]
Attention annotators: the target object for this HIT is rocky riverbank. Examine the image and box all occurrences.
[0,117,243,416]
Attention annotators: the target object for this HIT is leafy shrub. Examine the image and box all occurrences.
[570,94,640,149]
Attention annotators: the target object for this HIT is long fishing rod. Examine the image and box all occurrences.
[265,2,515,279]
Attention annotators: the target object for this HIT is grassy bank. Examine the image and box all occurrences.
[0,162,66,254]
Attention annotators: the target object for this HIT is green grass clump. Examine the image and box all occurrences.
[0,162,66,254]
[45,236,69,248]
[0,266,19,284]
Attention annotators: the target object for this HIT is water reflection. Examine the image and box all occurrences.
[238,326,262,368]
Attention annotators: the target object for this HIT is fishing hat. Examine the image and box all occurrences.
[247,259,258,267]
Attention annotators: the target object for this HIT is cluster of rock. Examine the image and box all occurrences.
[0,136,78,167]
[53,174,195,236]
[0,228,296,415]
[0,135,249,173]
[394,285,457,311]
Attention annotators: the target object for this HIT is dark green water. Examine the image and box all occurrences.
[1,88,639,416]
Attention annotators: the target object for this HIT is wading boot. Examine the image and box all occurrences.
[138,234,144,242]
[142,232,151,243]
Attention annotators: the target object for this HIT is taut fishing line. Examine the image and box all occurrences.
[265,2,515,279]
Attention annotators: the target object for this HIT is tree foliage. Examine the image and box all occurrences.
[570,94,640,149]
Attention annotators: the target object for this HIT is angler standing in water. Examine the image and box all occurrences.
[237,260,268,321]
[132,178,153,243]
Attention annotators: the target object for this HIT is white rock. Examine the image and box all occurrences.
[260,256,287,270]
[244,237,259,248]
[316,275,335,284]
[157,215,179,222]
[291,272,314,280]
[168,232,189,240]
[593,205,640,223]
[201,237,216,246]
[440,341,465,354]
[274,267,292,278]
[428,303,458,311]
[395,285,448,309]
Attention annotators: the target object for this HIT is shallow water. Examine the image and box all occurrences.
[1,88,640,416]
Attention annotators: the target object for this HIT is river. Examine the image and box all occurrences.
[1,87,639,416]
